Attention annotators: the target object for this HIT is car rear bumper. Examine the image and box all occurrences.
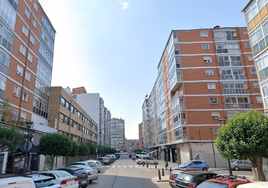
[88,174,99,181]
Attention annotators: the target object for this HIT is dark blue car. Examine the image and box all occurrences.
[178,160,209,171]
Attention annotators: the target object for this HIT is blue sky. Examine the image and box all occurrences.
[38,0,249,139]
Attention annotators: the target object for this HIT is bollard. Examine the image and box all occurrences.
[170,167,172,173]
[158,169,161,180]
[143,163,144,167]
[155,163,157,169]
[162,168,165,176]
[147,162,148,168]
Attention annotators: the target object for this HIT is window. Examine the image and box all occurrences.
[211,112,220,120]
[28,52,33,63]
[254,82,259,88]
[214,128,219,135]
[243,30,248,35]
[34,2,38,12]
[207,83,216,90]
[248,55,254,61]
[32,19,36,28]
[17,65,23,76]
[59,113,64,122]
[23,92,28,101]
[20,44,26,56]
[25,71,31,82]
[251,68,257,74]
[204,57,212,63]
[257,96,262,103]
[30,34,35,45]
[209,97,218,104]
[202,44,210,50]
[25,7,30,19]
[60,96,65,106]
[205,70,213,76]
[14,86,21,97]
[22,25,29,37]
[245,42,251,48]
[200,31,208,37]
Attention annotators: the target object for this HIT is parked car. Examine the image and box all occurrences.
[86,160,103,172]
[169,168,200,187]
[137,155,158,165]
[196,175,251,188]
[0,176,35,188]
[57,166,88,188]
[97,157,110,165]
[68,161,98,171]
[39,170,79,188]
[27,174,60,188]
[237,182,268,188]
[68,165,99,183]
[178,160,209,171]
[174,171,217,188]
[229,160,252,171]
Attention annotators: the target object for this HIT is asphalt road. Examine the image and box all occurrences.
[87,155,169,188]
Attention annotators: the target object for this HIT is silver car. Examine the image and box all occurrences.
[86,160,103,173]
[229,160,252,171]
[68,165,99,183]
[68,161,98,171]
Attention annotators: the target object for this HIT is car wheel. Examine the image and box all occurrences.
[234,166,240,171]
[203,167,208,171]
[89,180,93,183]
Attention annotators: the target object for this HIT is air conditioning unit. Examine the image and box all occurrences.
[212,116,219,120]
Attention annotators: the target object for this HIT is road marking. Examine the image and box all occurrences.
[123,165,127,168]
[135,165,138,168]
[112,166,115,168]
[146,169,151,172]
[106,166,110,168]
[118,165,121,168]
[129,165,132,168]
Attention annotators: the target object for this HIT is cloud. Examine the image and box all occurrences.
[119,1,129,10]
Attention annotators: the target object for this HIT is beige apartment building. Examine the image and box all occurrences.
[142,26,263,167]
[48,87,98,145]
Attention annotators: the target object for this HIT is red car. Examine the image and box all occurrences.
[169,168,199,187]
[196,175,251,188]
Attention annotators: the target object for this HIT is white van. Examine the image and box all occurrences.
[0,176,35,188]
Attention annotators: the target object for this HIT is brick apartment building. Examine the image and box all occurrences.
[142,26,263,167]
[138,122,144,150]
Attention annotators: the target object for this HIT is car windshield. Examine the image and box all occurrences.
[177,174,194,182]
[171,170,183,175]
[72,165,93,170]
[88,162,96,167]
[196,181,229,188]
[54,171,72,178]
[74,169,85,175]
[34,179,57,188]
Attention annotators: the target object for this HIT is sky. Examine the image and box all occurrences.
[38,0,249,139]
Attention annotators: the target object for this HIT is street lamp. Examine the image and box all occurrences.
[210,128,216,168]
[164,136,168,169]
[24,121,33,175]
[218,118,233,176]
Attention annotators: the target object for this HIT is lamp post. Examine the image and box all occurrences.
[210,128,216,168]
[24,121,33,175]
[164,136,168,169]
[218,118,233,176]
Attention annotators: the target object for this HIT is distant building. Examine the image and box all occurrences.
[138,123,144,150]
[128,139,139,152]
[66,87,111,147]
[110,118,125,151]
[125,138,129,152]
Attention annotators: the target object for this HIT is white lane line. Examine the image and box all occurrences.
[135,165,138,168]
[129,165,132,168]
[112,166,115,168]
[118,165,121,168]
[106,166,110,168]
[123,165,127,168]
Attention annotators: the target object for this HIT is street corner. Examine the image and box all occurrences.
[151,176,169,184]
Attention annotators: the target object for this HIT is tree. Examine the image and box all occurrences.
[133,148,142,153]
[86,142,96,155]
[79,143,90,156]
[0,124,24,152]
[38,133,72,170]
[215,110,268,181]
[0,99,13,122]
[69,140,79,157]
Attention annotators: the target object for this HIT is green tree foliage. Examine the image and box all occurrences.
[86,142,96,155]
[38,133,72,170]
[133,148,142,153]
[215,110,268,181]
[0,99,13,122]
[0,124,24,152]
[69,140,79,157]
[79,143,90,156]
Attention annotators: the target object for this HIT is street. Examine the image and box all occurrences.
[87,155,255,188]
[88,155,168,188]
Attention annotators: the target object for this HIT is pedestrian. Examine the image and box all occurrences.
[19,158,26,174]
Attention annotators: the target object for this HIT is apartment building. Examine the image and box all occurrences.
[48,87,98,145]
[242,1,268,113]
[142,26,263,167]
[111,118,125,151]
[71,87,111,147]
[138,122,144,150]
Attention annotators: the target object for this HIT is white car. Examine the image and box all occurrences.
[86,160,103,173]
[68,165,99,183]
[39,170,79,188]
[0,176,35,188]
[68,161,98,171]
